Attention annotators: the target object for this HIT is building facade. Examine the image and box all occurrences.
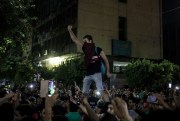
[33,0,162,88]
[77,0,162,59]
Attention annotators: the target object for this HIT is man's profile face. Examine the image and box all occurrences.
[83,38,92,43]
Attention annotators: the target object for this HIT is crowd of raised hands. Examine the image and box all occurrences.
[43,83,180,121]
[44,85,133,121]
[0,84,179,121]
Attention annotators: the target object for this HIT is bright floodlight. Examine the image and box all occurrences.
[43,54,79,69]
[48,57,62,65]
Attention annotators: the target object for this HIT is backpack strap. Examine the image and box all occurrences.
[95,47,106,75]
[95,47,100,56]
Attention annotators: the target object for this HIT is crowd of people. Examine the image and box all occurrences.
[0,25,179,121]
[0,84,179,121]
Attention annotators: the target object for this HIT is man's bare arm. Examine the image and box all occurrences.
[0,93,14,106]
[112,97,133,121]
[67,25,83,49]
[155,93,174,111]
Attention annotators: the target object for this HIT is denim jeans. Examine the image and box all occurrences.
[82,72,104,95]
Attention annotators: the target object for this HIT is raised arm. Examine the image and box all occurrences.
[155,93,174,111]
[0,93,14,106]
[112,97,133,121]
[100,51,111,77]
[69,96,88,115]
[82,96,99,121]
[67,25,83,49]
[44,88,59,121]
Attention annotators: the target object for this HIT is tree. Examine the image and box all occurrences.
[0,0,36,86]
[154,60,174,87]
[54,56,84,87]
[124,59,178,90]
[40,66,54,80]
[124,59,154,89]
[172,65,180,84]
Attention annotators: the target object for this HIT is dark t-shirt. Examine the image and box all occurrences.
[82,44,102,76]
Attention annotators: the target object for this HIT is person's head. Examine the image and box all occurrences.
[83,35,93,43]
[14,104,33,121]
[95,100,105,114]
[96,101,113,114]
[101,113,118,121]
[128,99,136,110]
[52,105,67,116]
[107,103,114,115]
[0,103,14,121]
[69,101,79,112]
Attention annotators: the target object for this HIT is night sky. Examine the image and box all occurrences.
[163,0,180,23]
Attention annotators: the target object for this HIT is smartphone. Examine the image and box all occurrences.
[48,80,56,96]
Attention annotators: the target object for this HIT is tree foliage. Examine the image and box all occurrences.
[124,59,154,88]
[0,0,36,85]
[40,66,54,80]
[172,65,180,84]
[125,59,179,90]
[53,57,84,87]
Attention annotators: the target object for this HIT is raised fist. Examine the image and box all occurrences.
[67,25,72,31]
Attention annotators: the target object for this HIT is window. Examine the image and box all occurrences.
[119,16,127,40]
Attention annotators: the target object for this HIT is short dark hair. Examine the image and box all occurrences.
[69,101,79,112]
[83,35,93,41]
[52,105,67,116]
[0,103,14,121]
[16,104,33,116]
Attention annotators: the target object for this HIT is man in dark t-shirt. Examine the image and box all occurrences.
[67,25,111,95]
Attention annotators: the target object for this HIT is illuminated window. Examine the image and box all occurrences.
[113,61,130,73]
